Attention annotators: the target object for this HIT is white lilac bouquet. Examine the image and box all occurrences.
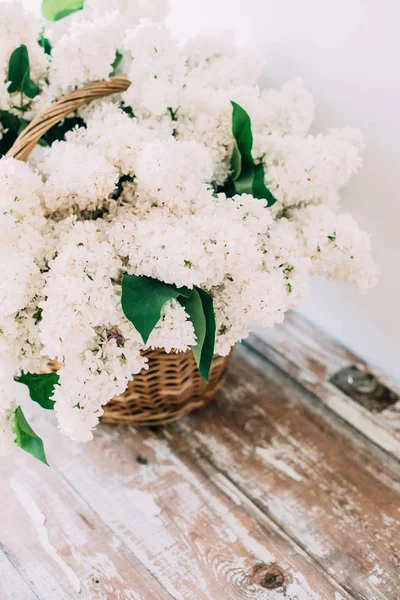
[0,0,378,463]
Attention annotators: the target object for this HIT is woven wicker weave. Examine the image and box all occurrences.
[8,76,232,425]
[102,350,231,425]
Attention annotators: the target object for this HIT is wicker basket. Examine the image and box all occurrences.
[7,76,232,425]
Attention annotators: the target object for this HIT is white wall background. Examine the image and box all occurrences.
[169,0,400,379]
[19,0,400,378]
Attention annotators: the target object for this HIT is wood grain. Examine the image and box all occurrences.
[250,311,400,459]
[0,438,170,600]
[0,552,39,600]
[22,407,353,600]
[0,314,399,599]
[171,346,400,600]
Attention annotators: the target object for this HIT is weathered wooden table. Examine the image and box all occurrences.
[1,312,399,600]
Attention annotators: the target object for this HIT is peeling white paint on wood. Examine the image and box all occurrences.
[0,448,170,599]
[10,478,82,594]
[252,312,400,459]
[123,488,162,521]
[255,445,304,482]
[0,552,38,600]
[285,571,322,600]
[264,495,330,559]
[175,348,400,599]
[368,574,381,586]
[20,414,351,599]
[1,313,399,599]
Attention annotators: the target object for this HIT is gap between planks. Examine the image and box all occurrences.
[249,311,400,461]
[1,316,400,599]
[172,346,400,600]
[2,401,355,600]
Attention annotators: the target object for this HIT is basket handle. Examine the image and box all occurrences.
[6,75,131,162]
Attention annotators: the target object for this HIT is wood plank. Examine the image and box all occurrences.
[250,311,400,459]
[18,405,355,600]
[0,552,39,600]
[0,441,171,600]
[2,317,399,599]
[171,346,400,600]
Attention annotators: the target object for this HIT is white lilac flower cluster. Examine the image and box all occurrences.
[0,2,48,117]
[0,0,378,453]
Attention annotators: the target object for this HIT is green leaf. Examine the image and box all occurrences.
[229,101,256,196]
[17,118,29,135]
[231,101,254,170]
[196,288,216,381]
[38,30,52,55]
[179,288,216,381]
[230,140,242,181]
[42,0,84,21]
[0,110,20,157]
[14,406,49,465]
[110,51,123,76]
[179,288,206,367]
[38,138,50,147]
[7,45,40,99]
[252,163,277,207]
[7,46,28,94]
[23,78,40,99]
[228,101,277,206]
[0,110,19,130]
[234,167,255,196]
[15,372,59,410]
[121,274,192,344]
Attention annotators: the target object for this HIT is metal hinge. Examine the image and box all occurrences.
[329,365,398,413]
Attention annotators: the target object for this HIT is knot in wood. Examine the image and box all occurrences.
[136,454,149,465]
[250,562,285,590]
